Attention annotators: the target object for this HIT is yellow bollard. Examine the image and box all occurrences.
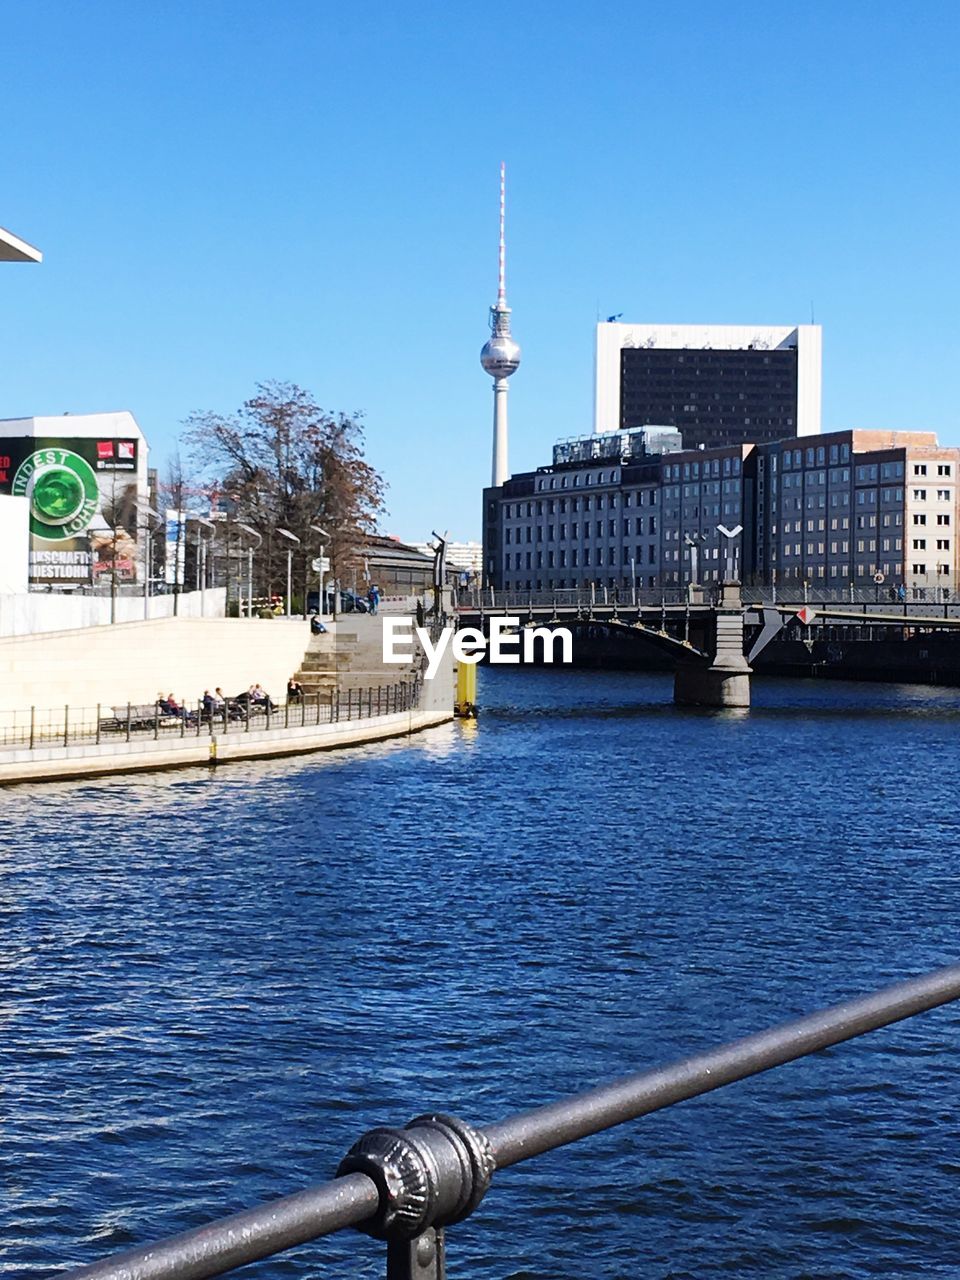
[455,661,477,718]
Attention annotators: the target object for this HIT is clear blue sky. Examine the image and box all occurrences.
[2,1,957,541]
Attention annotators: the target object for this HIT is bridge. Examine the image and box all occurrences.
[455,585,960,707]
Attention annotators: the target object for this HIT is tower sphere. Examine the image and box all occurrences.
[481,334,521,378]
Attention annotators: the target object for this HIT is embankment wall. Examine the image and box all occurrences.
[0,616,314,713]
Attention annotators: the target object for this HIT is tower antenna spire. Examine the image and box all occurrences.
[498,161,506,307]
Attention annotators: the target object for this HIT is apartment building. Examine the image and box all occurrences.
[756,431,960,593]
[483,427,960,596]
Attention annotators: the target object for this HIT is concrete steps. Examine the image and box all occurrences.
[292,617,422,697]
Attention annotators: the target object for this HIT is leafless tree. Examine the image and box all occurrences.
[184,382,386,604]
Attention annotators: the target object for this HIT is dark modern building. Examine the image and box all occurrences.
[594,322,822,451]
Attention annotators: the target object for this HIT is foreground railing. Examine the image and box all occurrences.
[0,682,421,753]
[60,965,960,1280]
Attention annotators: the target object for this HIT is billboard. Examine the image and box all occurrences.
[0,437,142,586]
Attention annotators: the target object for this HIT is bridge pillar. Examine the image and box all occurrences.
[674,583,752,708]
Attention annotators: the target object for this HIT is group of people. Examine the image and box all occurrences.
[198,684,277,719]
[157,693,193,722]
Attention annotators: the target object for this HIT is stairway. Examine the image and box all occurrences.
[293,616,423,700]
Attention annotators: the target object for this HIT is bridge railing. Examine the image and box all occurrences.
[59,964,960,1280]
[458,587,689,610]
[457,585,960,618]
[741,584,960,606]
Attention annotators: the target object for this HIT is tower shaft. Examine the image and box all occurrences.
[492,379,509,488]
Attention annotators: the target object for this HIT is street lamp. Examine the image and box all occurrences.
[276,527,300,617]
[310,525,329,617]
[134,500,163,619]
[186,515,215,615]
[236,523,261,617]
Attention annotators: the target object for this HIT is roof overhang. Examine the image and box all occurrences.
[0,226,42,263]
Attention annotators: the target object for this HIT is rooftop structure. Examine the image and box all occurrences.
[0,225,42,263]
[552,426,682,468]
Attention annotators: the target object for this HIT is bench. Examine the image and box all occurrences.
[98,704,186,734]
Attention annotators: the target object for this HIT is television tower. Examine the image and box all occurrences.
[480,163,521,487]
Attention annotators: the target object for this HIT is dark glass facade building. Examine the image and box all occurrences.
[620,345,799,450]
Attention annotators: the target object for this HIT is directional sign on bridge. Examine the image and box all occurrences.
[797,606,817,625]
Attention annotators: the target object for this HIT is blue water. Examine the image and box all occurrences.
[5,669,960,1279]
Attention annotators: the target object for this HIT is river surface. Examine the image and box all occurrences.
[5,669,960,1279]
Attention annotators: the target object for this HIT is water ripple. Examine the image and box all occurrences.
[3,670,960,1278]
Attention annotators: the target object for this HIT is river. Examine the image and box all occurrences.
[5,668,960,1278]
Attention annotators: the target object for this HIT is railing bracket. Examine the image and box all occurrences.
[337,1112,494,1243]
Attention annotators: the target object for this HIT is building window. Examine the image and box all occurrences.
[913,563,926,574]
[914,464,927,476]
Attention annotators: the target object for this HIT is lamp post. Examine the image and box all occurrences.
[310,525,330,617]
[134,501,162,620]
[186,515,215,616]
[276,528,300,617]
[236,523,261,617]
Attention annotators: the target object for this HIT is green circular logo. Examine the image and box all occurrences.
[13,448,100,540]
[33,467,86,524]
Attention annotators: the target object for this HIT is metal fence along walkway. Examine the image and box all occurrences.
[0,684,421,754]
[58,965,960,1280]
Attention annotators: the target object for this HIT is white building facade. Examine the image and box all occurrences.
[0,411,150,589]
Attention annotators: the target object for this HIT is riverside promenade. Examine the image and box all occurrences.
[0,679,453,786]
[0,607,456,786]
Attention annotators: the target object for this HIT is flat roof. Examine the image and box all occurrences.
[0,226,42,263]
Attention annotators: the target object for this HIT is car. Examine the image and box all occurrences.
[308,589,370,614]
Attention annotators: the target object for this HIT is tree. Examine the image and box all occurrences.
[97,472,139,623]
[184,382,386,606]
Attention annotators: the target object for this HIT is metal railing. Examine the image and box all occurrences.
[458,587,689,610]
[458,585,960,619]
[0,682,421,754]
[59,964,960,1280]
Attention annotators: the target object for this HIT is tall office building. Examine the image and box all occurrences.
[594,322,822,450]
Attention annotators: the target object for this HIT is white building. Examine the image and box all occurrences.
[594,322,822,448]
[0,411,150,589]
